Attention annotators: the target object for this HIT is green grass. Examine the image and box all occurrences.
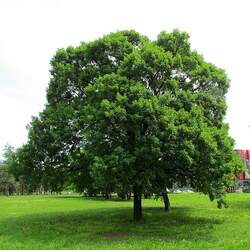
[0,193,250,249]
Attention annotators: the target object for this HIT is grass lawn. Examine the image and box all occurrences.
[0,193,250,249]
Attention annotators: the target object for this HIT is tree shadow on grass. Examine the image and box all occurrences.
[0,206,222,248]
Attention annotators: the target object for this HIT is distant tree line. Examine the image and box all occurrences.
[0,144,71,195]
[0,143,132,197]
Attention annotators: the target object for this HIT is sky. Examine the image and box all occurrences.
[1,0,250,157]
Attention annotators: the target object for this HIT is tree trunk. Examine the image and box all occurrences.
[163,192,170,211]
[5,186,9,196]
[126,192,131,200]
[21,184,24,195]
[133,186,142,221]
[104,190,111,199]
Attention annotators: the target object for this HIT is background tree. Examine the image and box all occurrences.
[0,164,16,195]
[0,145,18,195]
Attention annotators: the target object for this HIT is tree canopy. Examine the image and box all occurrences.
[10,30,243,220]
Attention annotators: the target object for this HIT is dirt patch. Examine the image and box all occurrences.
[102,231,129,240]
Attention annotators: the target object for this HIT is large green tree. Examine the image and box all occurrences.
[26,30,242,220]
